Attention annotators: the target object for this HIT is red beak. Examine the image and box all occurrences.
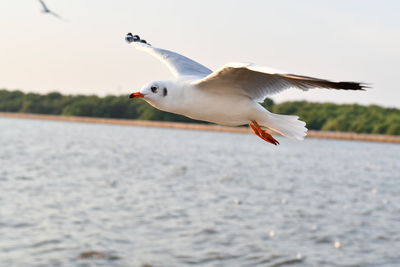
[129,92,145,98]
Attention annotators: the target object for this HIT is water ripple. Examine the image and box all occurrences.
[0,117,399,266]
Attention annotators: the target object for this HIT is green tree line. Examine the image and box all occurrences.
[0,89,399,135]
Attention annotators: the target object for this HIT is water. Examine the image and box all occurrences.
[0,117,399,267]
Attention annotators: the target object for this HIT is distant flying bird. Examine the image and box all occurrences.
[126,33,366,145]
[37,0,64,20]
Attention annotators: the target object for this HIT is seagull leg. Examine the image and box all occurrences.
[250,121,280,145]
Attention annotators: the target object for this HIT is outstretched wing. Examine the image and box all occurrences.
[48,11,64,20]
[193,62,366,102]
[125,33,212,78]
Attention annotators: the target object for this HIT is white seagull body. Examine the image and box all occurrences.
[126,33,365,145]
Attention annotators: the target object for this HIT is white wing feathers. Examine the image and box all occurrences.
[193,63,366,102]
[125,34,365,102]
[125,33,212,78]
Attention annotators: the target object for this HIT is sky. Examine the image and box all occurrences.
[1,0,399,107]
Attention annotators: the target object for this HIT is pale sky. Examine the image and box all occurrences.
[1,0,399,107]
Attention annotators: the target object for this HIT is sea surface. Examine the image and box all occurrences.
[0,117,399,267]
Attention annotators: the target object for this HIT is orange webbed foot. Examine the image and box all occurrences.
[250,121,280,145]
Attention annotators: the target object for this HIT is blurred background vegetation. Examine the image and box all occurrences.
[1,89,399,135]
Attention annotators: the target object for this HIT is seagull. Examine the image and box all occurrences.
[37,0,64,20]
[126,33,366,145]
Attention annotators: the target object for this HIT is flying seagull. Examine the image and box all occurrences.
[37,0,64,20]
[126,33,366,145]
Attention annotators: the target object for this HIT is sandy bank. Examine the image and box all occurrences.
[1,112,399,144]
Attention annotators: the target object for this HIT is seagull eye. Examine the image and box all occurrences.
[151,86,158,93]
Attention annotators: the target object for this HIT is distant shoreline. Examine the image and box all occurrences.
[1,112,399,144]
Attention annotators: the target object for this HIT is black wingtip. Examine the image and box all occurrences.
[359,82,371,90]
[125,33,139,43]
[342,82,370,91]
[125,33,150,45]
[328,81,370,91]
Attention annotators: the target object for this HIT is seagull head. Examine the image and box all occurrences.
[129,81,169,99]
[130,80,177,109]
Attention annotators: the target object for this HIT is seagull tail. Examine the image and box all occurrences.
[260,112,308,140]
